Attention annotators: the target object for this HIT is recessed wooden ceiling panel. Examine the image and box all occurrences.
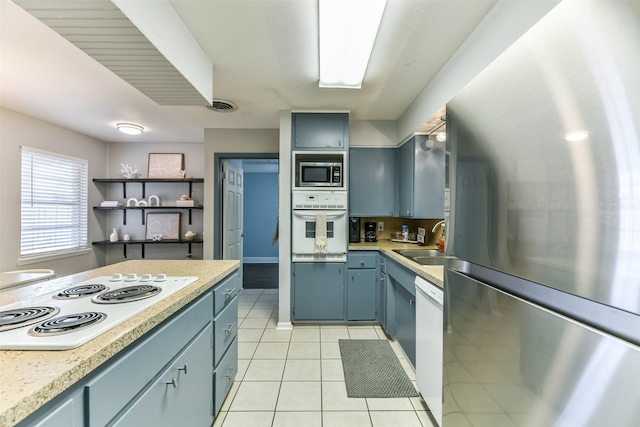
[14,0,209,106]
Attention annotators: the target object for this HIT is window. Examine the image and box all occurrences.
[20,146,89,261]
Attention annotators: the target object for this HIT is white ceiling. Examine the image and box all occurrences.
[0,0,497,143]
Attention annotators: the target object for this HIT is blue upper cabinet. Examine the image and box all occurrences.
[292,112,349,150]
[349,147,397,216]
[398,135,445,218]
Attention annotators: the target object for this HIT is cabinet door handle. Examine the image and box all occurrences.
[165,377,178,388]
[224,288,236,297]
[225,367,235,381]
[178,364,188,375]
[224,322,236,335]
[360,261,365,266]
[409,299,415,306]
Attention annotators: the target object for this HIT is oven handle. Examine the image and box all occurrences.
[292,210,347,219]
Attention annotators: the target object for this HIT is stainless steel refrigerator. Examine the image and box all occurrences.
[443,1,640,426]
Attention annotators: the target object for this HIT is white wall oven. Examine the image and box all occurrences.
[293,151,345,190]
[292,191,347,262]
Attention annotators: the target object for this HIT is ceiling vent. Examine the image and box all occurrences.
[207,99,238,113]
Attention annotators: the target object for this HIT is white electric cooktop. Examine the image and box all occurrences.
[0,274,197,350]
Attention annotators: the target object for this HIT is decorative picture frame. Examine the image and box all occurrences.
[145,212,181,240]
[147,153,185,178]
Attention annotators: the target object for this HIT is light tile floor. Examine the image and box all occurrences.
[214,289,437,427]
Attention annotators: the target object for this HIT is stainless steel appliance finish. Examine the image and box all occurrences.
[293,151,345,190]
[291,191,348,262]
[0,275,197,350]
[443,2,640,426]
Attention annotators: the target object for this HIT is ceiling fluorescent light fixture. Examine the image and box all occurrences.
[116,123,144,135]
[319,0,387,89]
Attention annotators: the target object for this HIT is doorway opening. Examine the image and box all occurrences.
[214,154,279,289]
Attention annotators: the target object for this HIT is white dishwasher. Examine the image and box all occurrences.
[415,276,443,426]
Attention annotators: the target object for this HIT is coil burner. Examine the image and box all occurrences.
[28,312,107,336]
[92,285,161,304]
[53,284,109,300]
[0,306,60,332]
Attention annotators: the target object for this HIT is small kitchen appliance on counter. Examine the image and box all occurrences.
[349,217,361,243]
[364,222,377,242]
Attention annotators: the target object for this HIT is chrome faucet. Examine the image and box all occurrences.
[431,220,445,233]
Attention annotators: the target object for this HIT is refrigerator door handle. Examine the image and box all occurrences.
[446,259,640,347]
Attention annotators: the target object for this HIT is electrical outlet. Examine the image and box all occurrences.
[377,221,384,232]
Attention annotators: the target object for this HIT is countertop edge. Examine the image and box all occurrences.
[0,260,240,427]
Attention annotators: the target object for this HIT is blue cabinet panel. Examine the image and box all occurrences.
[214,338,238,415]
[214,272,240,315]
[347,251,378,269]
[398,140,415,217]
[85,292,213,427]
[349,148,396,216]
[378,255,387,327]
[292,113,349,150]
[398,136,445,218]
[292,263,345,320]
[393,280,416,367]
[112,323,214,427]
[347,269,377,320]
[382,255,416,366]
[346,251,379,321]
[214,297,238,365]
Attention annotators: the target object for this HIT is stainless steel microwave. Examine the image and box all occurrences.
[298,161,342,187]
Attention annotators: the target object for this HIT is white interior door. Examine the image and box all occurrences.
[222,160,244,271]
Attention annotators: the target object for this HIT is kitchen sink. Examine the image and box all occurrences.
[392,249,452,266]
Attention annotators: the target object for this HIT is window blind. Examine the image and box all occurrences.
[20,146,89,259]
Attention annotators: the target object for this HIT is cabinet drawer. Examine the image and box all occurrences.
[86,292,213,427]
[214,272,240,315]
[112,323,214,427]
[348,252,377,269]
[214,337,238,416]
[213,296,238,365]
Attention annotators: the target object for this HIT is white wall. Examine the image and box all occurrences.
[0,107,108,277]
[397,0,561,141]
[349,120,397,147]
[102,142,205,264]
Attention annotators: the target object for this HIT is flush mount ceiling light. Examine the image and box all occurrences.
[319,0,387,89]
[116,123,144,135]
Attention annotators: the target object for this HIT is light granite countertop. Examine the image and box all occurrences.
[0,259,240,427]
[348,240,445,288]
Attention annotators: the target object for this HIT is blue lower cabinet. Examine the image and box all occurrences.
[346,251,379,321]
[30,391,83,427]
[383,256,417,366]
[292,263,345,320]
[113,323,214,427]
[378,256,387,327]
[347,269,377,320]
[214,338,238,414]
[17,271,240,427]
[392,279,416,367]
